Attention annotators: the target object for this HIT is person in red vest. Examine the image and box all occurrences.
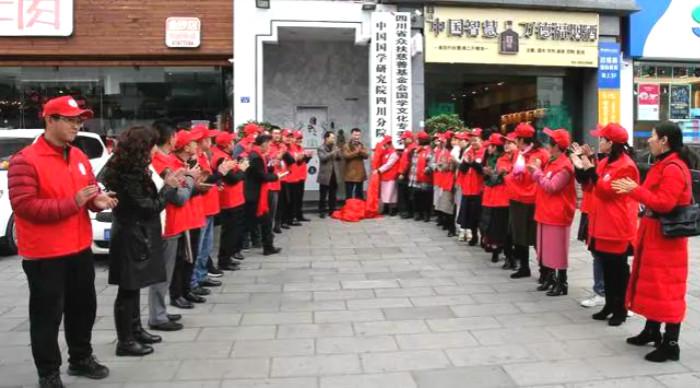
[397,131,416,219]
[434,132,458,235]
[570,123,639,325]
[211,131,247,268]
[292,131,312,222]
[373,135,400,215]
[452,131,471,240]
[8,96,115,387]
[527,128,576,296]
[505,123,550,279]
[409,131,434,221]
[481,133,514,265]
[431,135,447,225]
[612,121,694,363]
[280,130,300,227]
[245,134,282,255]
[268,128,289,232]
[457,128,485,246]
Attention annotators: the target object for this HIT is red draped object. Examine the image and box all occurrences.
[331,172,381,222]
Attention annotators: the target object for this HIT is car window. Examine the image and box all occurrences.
[0,138,33,162]
[72,136,104,159]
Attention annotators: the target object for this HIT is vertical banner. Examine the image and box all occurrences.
[637,83,661,121]
[669,84,691,120]
[370,12,394,148]
[597,42,621,125]
[370,12,412,148]
[391,12,412,148]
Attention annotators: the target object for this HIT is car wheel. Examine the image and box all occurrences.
[6,214,17,255]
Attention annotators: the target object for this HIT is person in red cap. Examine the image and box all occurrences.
[268,127,291,231]
[211,131,247,269]
[279,130,300,227]
[8,96,115,386]
[452,131,471,240]
[409,131,434,221]
[397,131,416,218]
[373,135,401,215]
[504,122,550,279]
[432,134,452,232]
[317,131,344,218]
[457,130,486,245]
[343,128,369,200]
[526,128,576,297]
[291,131,312,223]
[570,123,639,326]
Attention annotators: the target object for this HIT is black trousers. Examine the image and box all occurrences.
[411,187,432,217]
[218,205,246,262]
[281,182,295,224]
[291,181,305,220]
[275,186,286,228]
[114,287,140,343]
[595,250,630,315]
[319,179,338,214]
[346,182,364,200]
[22,249,96,378]
[245,201,274,249]
[170,228,200,299]
[397,180,413,216]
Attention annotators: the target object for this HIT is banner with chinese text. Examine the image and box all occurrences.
[597,42,621,126]
[0,0,73,36]
[424,6,599,67]
[598,90,621,126]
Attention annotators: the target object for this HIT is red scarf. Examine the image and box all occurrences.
[251,146,270,217]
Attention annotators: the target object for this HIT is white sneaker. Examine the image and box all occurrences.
[457,229,466,241]
[580,295,605,308]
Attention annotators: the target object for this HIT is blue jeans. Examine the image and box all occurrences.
[192,216,214,288]
[592,252,605,296]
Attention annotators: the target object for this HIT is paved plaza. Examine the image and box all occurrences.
[0,216,699,388]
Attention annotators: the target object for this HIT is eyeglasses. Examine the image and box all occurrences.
[52,115,86,126]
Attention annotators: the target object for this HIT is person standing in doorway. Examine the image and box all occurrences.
[317,131,344,218]
[8,96,115,388]
[397,131,416,219]
[343,128,369,199]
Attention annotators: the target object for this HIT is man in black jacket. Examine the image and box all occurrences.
[245,135,282,256]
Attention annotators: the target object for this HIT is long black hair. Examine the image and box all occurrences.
[655,121,696,168]
[103,126,159,193]
[607,141,635,163]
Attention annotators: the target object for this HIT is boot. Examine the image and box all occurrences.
[115,299,153,357]
[389,207,398,217]
[491,250,500,263]
[133,313,162,344]
[592,306,613,321]
[536,267,554,291]
[468,229,479,246]
[645,330,680,362]
[546,269,568,296]
[501,252,516,270]
[510,248,531,278]
[608,297,628,327]
[627,321,662,347]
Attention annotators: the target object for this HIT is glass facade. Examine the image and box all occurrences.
[0,67,232,134]
[633,61,700,148]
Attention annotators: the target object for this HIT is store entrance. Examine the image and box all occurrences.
[425,63,583,136]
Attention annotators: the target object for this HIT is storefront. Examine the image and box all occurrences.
[422,2,632,142]
[0,0,233,134]
[627,0,700,148]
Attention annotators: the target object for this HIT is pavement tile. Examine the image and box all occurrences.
[177,358,270,380]
[396,332,478,350]
[320,372,417,388]
[413,366,517,388]
[353,320,429,336]
[360,350,451,373]
[220,378,318,388]
[271,354,361,377]
[315,310,385,323]
[446,344,536,366]
[316,336,398,354]
[232,339,315,357]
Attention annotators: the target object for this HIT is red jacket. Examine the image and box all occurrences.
[626,152,692,324]
[505,147,550,204]
[8,135,97,259]
[378,150,400,182]
[211,146,245,210]
[198,151,221,217]
[398,144,416,176]
[287,144,305,183]
[152,152,198,237]
[482,152,513,208]
[432,147,447,189]
[415,146,433,184]
[459,147,485,196]
[533,153,576,226]
[587,154,639,253]
[267,142,286,191]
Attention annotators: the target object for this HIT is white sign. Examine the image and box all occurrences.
[369,11,412,148]
[0,0,74,36]
[166,17,201,48]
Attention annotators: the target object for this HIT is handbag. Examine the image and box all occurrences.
[658,162,700,237]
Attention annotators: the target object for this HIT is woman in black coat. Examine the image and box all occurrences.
[102,126,182,357]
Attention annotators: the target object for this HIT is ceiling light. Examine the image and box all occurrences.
[362,2,377,11]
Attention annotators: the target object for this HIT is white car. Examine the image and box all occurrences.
[0,129,112,256]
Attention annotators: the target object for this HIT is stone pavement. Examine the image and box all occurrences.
[1,216,700,388]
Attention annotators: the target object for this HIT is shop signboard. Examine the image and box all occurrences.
[166,17,201,48]
[637,83,661,121]
[670,84,691,120]
[628,0,700,60]
[598,90,621,126]
[597,42,621,125]
[0,0,74,36]
[369,11,412,147]
[424,6,599,67]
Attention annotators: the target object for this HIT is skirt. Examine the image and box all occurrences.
[437,190,455,214]
[481,206,510,245]
[509,200,536,247]
[433,187,443,208]
[537,223,571,270]
[458,195,482,229]
[380,180,398,204]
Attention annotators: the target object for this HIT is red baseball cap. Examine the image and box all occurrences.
[416,131,431,141]
[281,128,292,137]
[42,96,93,119]
[206,129,220,138]
[243,123,261,137]
[471,128,483,138]
[487,133,504,146]
[293,130,303,139]
[591,123,628,144]
[215,131,236,147]
[444,130,455,139]
[400,131,414,140]
[543,128,571,149]
[514,123,536,139]
[174,130,199,150]
[455,132,470,141]
[504,132,518,143]
[190,126,208,142]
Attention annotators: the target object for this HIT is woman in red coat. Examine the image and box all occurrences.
[481,133,515,265]
[612,121,694,363]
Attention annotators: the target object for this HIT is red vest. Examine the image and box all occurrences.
[588,154,640,245]
[380,150,400,182]
[211,146,245,209]
[534,154,577,226]
[153,153,199,237]
[399,145,416,175]
[198,151,221,217]
[267,142,286,191]
[506,147,550,204]
[482,153,513,207]
[14,136,94,259]
[415,147,432,184]
[460,147,485,196]
[287,144,305,183]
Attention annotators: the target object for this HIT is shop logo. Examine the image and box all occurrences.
[693,6,700,37]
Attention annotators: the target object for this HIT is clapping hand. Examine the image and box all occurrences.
[526,158,542,173]
[163,171,182,188]
[93,191,118,210]
[582,144,594,157]
[75,185,99,207]
[239,159,250,172]
[570,142,583,156]
[611,177,638,194]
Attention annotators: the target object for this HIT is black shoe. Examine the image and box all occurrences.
[645,338,680,362]
[167,314,182,322]
[207,268,223,278]
[627,329,662,347]
[149,321,184,331]
[400,213,411,219]
[252,242,262,249]
[491,251,499,263]
[608,313,627,326]
[389,208,398,217]
[290,221,302,226]
[298,217,311,222]
[191,287,211,296]
[414,214,423,221]
[510,268,531,279]
[39,372,64,388]
[184,292,206,303]
[200,277,222,287]
[116,340,154,357]
[273,227,283,233]
[263,247,282,256]
[546,282,568,296]
[468,238,478,246]
[67,355,109,380]
[218,261,240,271]
[592,306,612,321]
[319,213,327,219]
[233,252,245,261]
[134,328,162,344]
[501,256,516,270]
[170,297,194,309]
[281,224,291,229]
[537,271,555,291]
